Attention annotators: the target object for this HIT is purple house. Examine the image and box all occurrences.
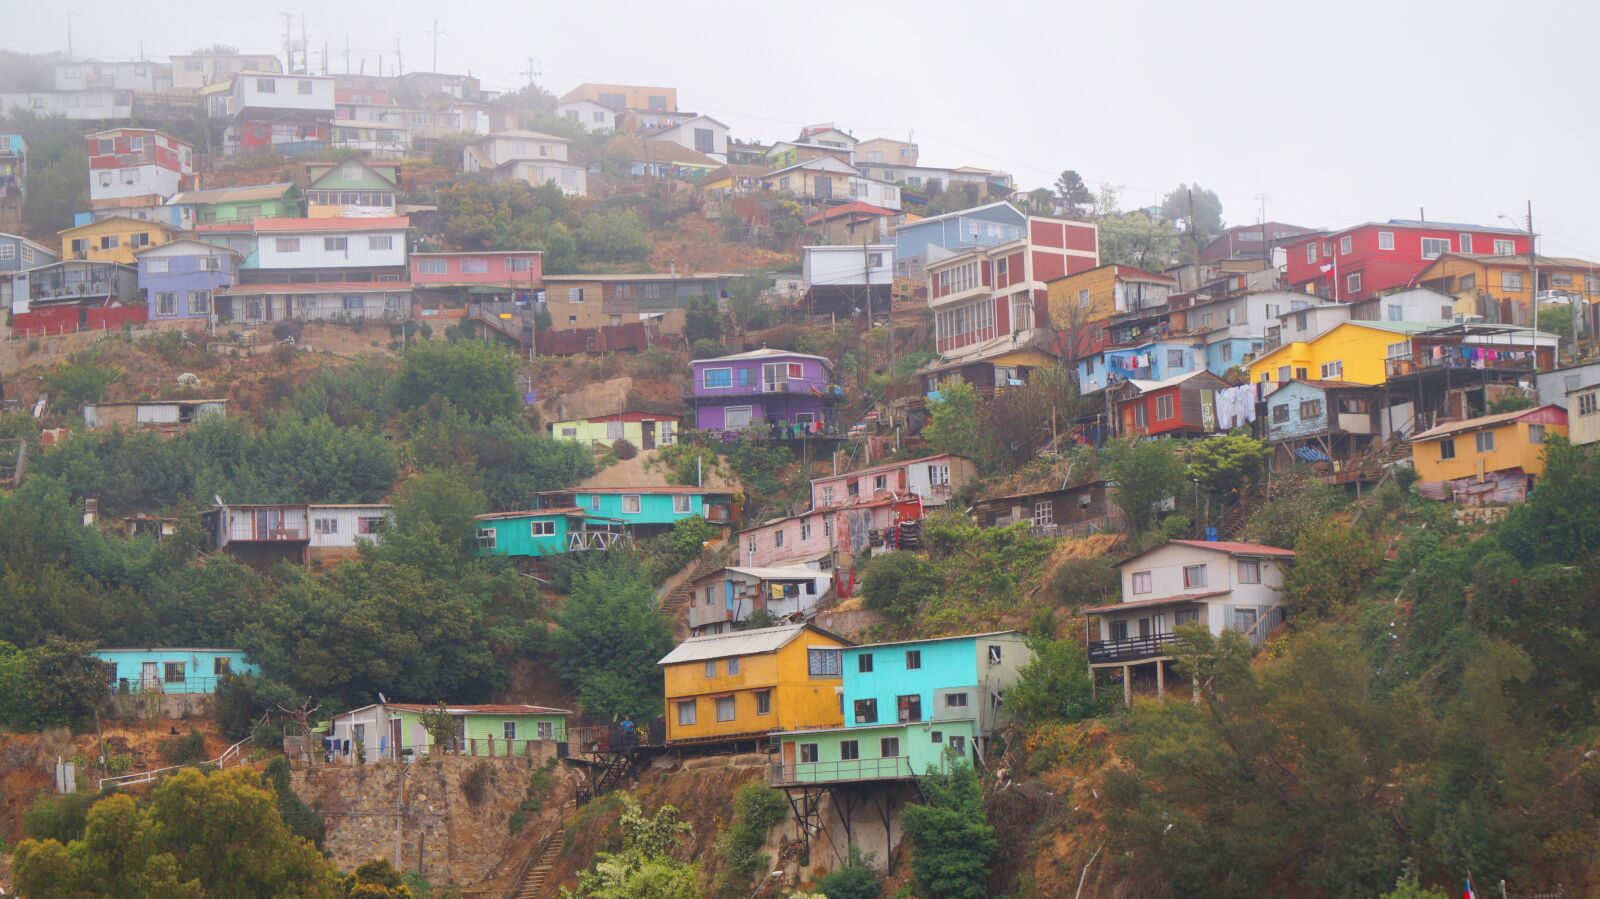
[689,348,843,440]
[136,238,241,323]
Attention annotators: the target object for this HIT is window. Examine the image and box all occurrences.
[854,699,877,724]
[905,650,921,670]
[1132,571,1153,594]
[931,731,943,743]
[673,494,692,514]
[155,292,177,315]
[1439,438,1456,460]
[199,255,222,272]
[1494,239,1515,256]
[800,518,811,540]
[621,495,642,514]
[988,644,1003,665]
[419,258,448,275]
[275,237,300,253]
[459,257,489,274]
[677,700,697,726]
[774,530,785,548]
[1272,404,1290,424]
[214,657,232,676]
[357,516,382,534]
[1339,235,1352,255]
[164,662,186,683]
[929,464,950,486]
[1500,271,1524,291]
[1175,608,1201,627]
[839,740,860,761]
[1238,560,1262,584]
[702,367,732,388]
[1421,237,1450,259]
[1346,272,1361,294]
[298,79,314,95]
[1183,564,1208,588]
[1387,304,1403,322]
[100,235,120,250]
[476,527,497,549]
[604,420,625,441]
[799,743,818,763]
[715,696,735,722]
[1156,395,1174,420]
[808,648,842,677]
[1300,399,1323,419]
[1320,360,1343,379]
[1475,431,1496,452]
[1378,231,1394,250]
[728,657,739,675]
[753,690,771,715]
[1110,620,1129,641]
[1528,424,1546,444]
[705,660,718,678]
[1552,273,1573,287]
[1167,349,1185,369]
[1459,234,1473,254]
[313,517,338,535]
[1278,365,1292,382]
[944,692,968,708]
[881,737,900,758]
[858,654,874,673]
[324,237,348,252]
[145,257,169,273]
[1221,344,1233,362]
[949,735,967,755]
[530,520,555,537]
[1306,243,1317,264]
[342,296,365,311]
[368,235,393,251]
[1077,288,1091,308]
[1580,392,1599,416]
[256,77,276,93]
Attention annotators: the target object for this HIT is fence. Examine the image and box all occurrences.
[321,736,566,765]
[769,756,915,786]
[97,735,253,790]
[109,675,227,696]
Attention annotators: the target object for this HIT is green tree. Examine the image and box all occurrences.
[1097,210,1180,270]
[858,551,943,629]
[551,556,673,720]
[1004,637,1105,728]
[1103,438,1185,534]
[714,783,789,896]
[45,357,121,407]
[567,795,697,899]
[575,209,651,264]
[1053,170,1093,218]
[813,845,881,899]
[900,764,998,899]
[1282,520,1380,619]
[1160,183,1225,257]
[0,637,108,731]
[684,294,723,344]
[923,380,987,471]
[384,469,490,564]
[340,859,416,897]
[1186,434,1271,508]
[393,340,519,421]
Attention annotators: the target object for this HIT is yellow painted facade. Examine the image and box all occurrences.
[662,628,847,743]
[1249,322,1414,386]
[1418,255,1600,321]
[1410,417,1566,483]
[60,217,182,265]
[1045,265,1121,328]
[550,415,677,447]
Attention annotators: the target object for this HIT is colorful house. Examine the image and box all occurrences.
[1408,405,1567,504]
[537,486,736,533]
[1417,252,1600,327]
[1084,541,1294,702]
[472,508,630,559]
[201,502,390,566]
[810,453,976,511]
[1262,380,1385,477]
[1283,220,1530,302]
[304,158,400,218]
[136,239,240,322]
[60,216,183,264]
[0,232,59,273]
[95,648,258,695]
[548,411,679,449]
[769,631,1032,785]
[86,128,194,210]
[5,260,142,334]
[167,182,299,226]
[1111,370,1231,438]
[688,348,842,439]
[324,702,572,763]
[686,564,834,636]
[658,623,852,745]
[1570,384,1600,448]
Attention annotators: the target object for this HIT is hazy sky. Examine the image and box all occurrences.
[8,0,1599,257]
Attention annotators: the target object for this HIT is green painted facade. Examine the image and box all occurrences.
[473,511,587,558]
[308,159,399,193]
[391,708,568,752]
[557,490,726,527]
[196,191,297,224]
[772,719,977,785]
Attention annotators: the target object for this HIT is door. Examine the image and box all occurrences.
[389,719,402,761]
[781,740,796,778]
[641,420,656,450]
[140,661,159,690]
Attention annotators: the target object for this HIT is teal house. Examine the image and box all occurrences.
[95,648,259,695]
[473,508,629,559]
[770,630,1032,786]
[535,487,737,537]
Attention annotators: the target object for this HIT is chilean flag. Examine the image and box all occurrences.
[1463,876,1477,899]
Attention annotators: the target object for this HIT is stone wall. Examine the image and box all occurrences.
[290,752,579,886]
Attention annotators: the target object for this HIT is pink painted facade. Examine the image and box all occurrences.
[738,510,834,567]
[809,453,975,511]
[410,251,543,285]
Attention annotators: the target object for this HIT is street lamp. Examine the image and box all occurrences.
[750,869,785,898]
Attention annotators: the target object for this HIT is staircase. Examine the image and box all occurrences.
[508,800,577,899]
[469,303,532,349]
[657,536,734,620]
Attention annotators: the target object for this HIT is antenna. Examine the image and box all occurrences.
[520,57,541,86]
[427,19,446,73]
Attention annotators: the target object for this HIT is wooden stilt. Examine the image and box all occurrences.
[1122,664,1132,706]
[1156,659,1165,698]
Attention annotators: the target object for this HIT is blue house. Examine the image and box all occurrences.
[136,239,241,322]
[473,508,630,560]
[0,232,60,274]
[769,630,1032,787]
[892,201,1027,278]
[1080,338,1204,390]
[95,648,259,695]
[535,487,736,536]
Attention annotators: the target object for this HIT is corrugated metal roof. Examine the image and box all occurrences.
[724,565,828,580]
[1409,404,1566,442]
[1081,591,1231,614]
[385,703,571,716]
[659,624,844,665]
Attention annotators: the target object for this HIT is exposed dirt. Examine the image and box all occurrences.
[647,211,797,275]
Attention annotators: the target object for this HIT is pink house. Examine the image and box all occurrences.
[739,510,835,568]
[809,453,976,511]
[410,251,543,286]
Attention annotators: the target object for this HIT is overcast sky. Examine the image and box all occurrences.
[8,0,1599,257]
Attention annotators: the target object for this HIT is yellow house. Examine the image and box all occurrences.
[549,412,680,450]
[1249,320,1436,387]
[1408,404,1567,485]
[1417,253,1600,325]
[659,623,849,745]
[1046,263,1176,330]
[60,217,184,265]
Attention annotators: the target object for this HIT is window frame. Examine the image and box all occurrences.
[1182,564,1209,589]
[1237,559,1262,584]
[1131,570,1153,594]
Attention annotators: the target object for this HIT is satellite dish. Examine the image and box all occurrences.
[378,692,388,704]
[214,495,224,506]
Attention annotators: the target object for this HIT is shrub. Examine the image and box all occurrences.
[1046,556,1118,609]
[692,339,727,360]
[24,791,97,843]
[159,727,209,766]
[263,756,325,847]
[611,438,637,460]
[715,783,789,895]
[271,320,303,342]
[814,845,881,899]
[859,552,943,629]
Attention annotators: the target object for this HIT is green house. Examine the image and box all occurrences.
[536,487,736,536]
[472,508,630,559]
[172,183,300,225]
[324,702,572,763]
[770,719,978,785]
[304,158,399,216]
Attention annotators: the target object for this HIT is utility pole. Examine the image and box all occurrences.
[1528,200,1540,370]
[428,19,445,73]
[1186,188,1200,268]
[344,37,351,74]
[280,13,295,76]
[66,12,76,61]
[520,57,540,86]
[394,38,403,75]
[300,12,308,75]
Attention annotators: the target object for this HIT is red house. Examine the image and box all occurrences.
[86,128,194,208]
[1283,220,1529,303]
[1112,370,1229,438]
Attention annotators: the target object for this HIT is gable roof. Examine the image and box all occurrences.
[647,113,729,134]
[479,129,572,144]
[167,182,296,206]
[658,623,849,665]
[1409,404,1566,442]
[604,135,719,168]
[1120,370,1227,394]
[58,216,185,237]
[814,452,968,482]
[386,702,571,716]
[806,201,895,225]
[248,216,409,233]
[896,200,1023,229]
[134,238,242,258]
[1114,540,1294,568]
[762,156,859,178]
[846,630,1024,651]
[307,157,398,190]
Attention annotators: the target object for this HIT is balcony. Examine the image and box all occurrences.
[691,377,840,400]
[1384,352,1535,379]
[1088,633,1178,664]
[770,756,915,786]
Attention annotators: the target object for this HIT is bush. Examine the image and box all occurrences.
[271,320,303,342]
[814,845,881,899]
[263,756,325,847]
[461,762,492,805]
[691,339,727,360]
[23,791,97,843]
[1046,556,1118,609]
[859,552,943,629]
[715,783,789,895]
[611,438,638,460]
[159,727,208,766]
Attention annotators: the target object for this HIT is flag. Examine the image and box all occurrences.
[1463,876,1477,899]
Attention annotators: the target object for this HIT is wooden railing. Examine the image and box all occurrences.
[770,756,914,786]
[1088,633,1178,664]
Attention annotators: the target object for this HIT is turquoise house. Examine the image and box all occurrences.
[770,630,1032,785]
[535,487,736,537]
[473,508,629,559]
[95,648,259,695]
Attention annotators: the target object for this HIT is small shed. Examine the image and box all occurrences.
[686,564,833,636]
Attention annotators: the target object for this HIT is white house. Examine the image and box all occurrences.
[802,245,894,291]
[306,503,390,558]
[846,175,902,212]
[252,218,408,271]
[0,91,133,120]
[686,563,834,636]
[232,72,335,116]
[797,124,858,159]
[463,131,587,196]
[1084,540,1294,701]
[54,61,171,93]
[647,114,729,163]
[557,100,616,133]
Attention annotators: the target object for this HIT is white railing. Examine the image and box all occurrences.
[97,735,253,790]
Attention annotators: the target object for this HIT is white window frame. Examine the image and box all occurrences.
[1182,564,1208,589]
[1475,430,1496,452]
[1320,360,1343,378]
[715,696,736,722]
[530,520,556,537]
[1378,231,1394,250]
[702,367,732,389]
[677,700,697,726]
[672,494,692,514]
[1420,237,1450,260]
[1237,560,1262,584]
[1493,239,1515,256]
[1339,235,1352,255]
[1131,570,1152,594]
[1459,234,1473,254]
[1346,272,1361,294]
[621,495,642,514]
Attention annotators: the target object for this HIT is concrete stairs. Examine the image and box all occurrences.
[657,536,734,621]
[511,826,563,899]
